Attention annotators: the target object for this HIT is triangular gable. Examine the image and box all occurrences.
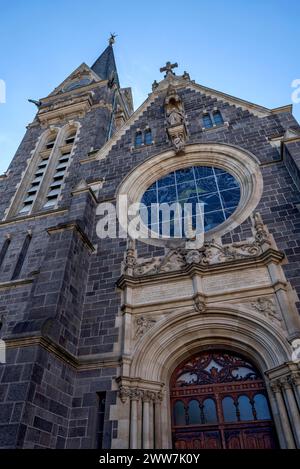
[87,74,291,164]
[48,63,102,97]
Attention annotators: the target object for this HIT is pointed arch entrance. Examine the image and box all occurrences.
[170,350,278,449]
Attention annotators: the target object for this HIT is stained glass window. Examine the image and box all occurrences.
[141,166,240,236]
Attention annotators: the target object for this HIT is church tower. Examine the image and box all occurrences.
[0,39,300,449]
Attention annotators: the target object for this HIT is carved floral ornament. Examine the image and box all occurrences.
[122,212,277,277]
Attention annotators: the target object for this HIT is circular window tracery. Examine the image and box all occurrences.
[141,165,240,235]
[116,143,263,246]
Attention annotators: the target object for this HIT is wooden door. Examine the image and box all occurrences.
[170,351,278,449]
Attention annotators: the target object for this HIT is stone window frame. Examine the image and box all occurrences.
[4,122,80,219]
[116,142,263,246]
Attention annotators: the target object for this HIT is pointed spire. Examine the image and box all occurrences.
[91,36,120,87]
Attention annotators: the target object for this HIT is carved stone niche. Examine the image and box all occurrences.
[164,85,187,153]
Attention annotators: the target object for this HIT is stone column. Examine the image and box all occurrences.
[271,382,295,448]
[130,389,141,449]
[154,393,163,449]
[281,378,300,448]
[149,395,154,449]
[291,373,300,409]
[142,392,151,449]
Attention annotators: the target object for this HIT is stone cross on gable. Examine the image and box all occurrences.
[160,61,178,77]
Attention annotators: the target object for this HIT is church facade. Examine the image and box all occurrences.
[0,40,300,449]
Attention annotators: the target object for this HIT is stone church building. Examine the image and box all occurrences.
[0,39,300,449]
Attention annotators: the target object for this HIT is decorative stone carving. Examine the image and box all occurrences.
[270,380,282,393]
[194,296,206,313]
[290,372,300,385]
[119,386,132,404]
[251,297,281,322]
[164,85,187,153]
[252,212,272,249]
[135,316,156,338]
[123,237,137,276]
[291,338,300,362]
[280,376,293,390]
[132,249,185,277]
[152,80,159,91]
[114,104,126,130]
[118,386,163,404]
[122,213,278,278]
[169,129,186,152]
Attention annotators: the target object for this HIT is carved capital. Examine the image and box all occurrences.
[118,384,163,404]
[270,380,282,393]
[280,377,292,390]
[119,386,132,404]
[290,373,300,386]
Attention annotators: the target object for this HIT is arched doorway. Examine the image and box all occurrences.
[170,350,278,449]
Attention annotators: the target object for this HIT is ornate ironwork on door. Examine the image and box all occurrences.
[170,350,278,449]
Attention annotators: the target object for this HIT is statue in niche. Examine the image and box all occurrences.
[164,85,187,153]
[164,86,185,127]
[166,103,184,126]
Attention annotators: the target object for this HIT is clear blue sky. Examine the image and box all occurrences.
[0,0,300,174]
